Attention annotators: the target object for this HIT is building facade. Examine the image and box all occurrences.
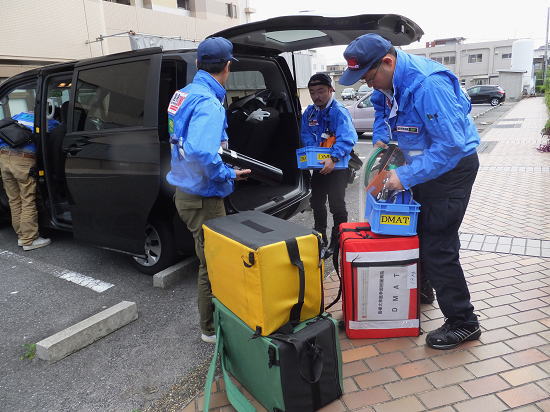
[405,37,534,94]
[0,0,253,82]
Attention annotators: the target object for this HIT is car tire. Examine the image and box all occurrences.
[131,218,178,275]
[490,97,500,106]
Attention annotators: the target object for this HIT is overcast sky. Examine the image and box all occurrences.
[249,0,550,64]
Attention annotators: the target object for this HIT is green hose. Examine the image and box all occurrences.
[363,147,385,187]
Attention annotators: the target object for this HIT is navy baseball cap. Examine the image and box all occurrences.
[339,34,392,86]
[197,37,238,64]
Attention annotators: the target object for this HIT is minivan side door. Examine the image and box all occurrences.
[64,54,162,254]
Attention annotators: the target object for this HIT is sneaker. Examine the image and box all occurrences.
[426,321,481,350]
[22,237,51,251]
[17,239,23,247]
[201,333,217,344]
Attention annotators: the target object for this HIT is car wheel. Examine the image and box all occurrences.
[131,218,177,275]
[490,97,500,106]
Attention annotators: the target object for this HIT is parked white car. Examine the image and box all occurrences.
[341,87,357,100]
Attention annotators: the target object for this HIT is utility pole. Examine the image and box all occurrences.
[544,7,549,88]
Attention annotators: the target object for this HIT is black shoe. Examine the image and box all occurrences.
[426,321,481,350]
[420,286,435,304]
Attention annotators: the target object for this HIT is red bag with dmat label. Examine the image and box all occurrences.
[339,222,420,339]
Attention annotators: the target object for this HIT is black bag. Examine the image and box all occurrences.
[0,118,33,148]
[347,150,363,184]
[348,149,363,171]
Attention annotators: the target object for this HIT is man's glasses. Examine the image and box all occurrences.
[363,61,382,85]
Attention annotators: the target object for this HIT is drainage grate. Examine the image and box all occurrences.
[477,141,497,153]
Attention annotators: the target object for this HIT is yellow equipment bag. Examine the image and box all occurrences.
[203,211,324,336]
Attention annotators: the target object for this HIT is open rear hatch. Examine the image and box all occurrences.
[211,14,423,55]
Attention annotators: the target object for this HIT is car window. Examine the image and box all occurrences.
[0,82,37,121]
[72,60,150,131]
[358,84,371,92]
[226,70,267,104]
[468,87,480,95]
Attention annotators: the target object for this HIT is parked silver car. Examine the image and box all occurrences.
[345,92,375,136]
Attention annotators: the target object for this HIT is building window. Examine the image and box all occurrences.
[177,0,190,9]
[104,0,132,5]
[431,56,443,63]
[502,53,512,59]
[443,56,456,65]
[468,54,483,63]
[226,3,237,18]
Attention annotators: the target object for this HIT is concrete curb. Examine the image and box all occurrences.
[36,301,138,362]
[472,103,500,120]
[153,257,198,289]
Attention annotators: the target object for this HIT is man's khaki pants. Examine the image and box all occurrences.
[175,189,225,336]
[0,152,39,246]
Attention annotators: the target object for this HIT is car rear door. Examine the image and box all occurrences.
[64,51,162,254]
[211,14,423,53]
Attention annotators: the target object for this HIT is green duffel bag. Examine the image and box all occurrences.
[204,298,343,412]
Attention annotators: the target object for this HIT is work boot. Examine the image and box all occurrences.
[426,320,481,350]
[22,237,51,251]
[420,278,435,304]
[201,333,217,344]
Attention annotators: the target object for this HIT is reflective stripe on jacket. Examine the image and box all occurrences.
[300,98,357,159]
[166,70,236,198]
[371,49,479,189]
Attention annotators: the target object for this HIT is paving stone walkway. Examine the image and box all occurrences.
[183,97,550,412]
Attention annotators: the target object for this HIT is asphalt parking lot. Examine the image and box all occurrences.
[0,101,515,412]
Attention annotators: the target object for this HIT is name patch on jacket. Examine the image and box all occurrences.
[308,119,318,126]
[396,126,419,133]
[168,91,188,115]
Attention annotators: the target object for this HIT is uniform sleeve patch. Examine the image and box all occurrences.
[168,91,188,115]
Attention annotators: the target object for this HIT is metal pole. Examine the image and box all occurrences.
[544,7,549,88]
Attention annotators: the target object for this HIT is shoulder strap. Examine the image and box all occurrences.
[203,314,256,412]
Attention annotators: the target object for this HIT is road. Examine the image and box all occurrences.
[0,101,515,412]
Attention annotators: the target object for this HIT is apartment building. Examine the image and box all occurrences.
[0,0,254,82]
[405,37,534,96]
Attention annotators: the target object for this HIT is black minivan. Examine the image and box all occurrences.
[0,14,422,274]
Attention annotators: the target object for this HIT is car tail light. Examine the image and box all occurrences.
[498,90,504,94]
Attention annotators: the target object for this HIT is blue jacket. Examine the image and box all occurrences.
[166,70,236,197]
[300,97,357,160]
[0,112,59,152]
[372,49,479,189]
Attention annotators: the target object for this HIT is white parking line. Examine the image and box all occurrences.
[0,250,114,293]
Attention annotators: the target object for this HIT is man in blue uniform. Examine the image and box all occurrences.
[340,34,481,350]
[301,73,357,258]
[0,112,53,250]
[166,37,250,343]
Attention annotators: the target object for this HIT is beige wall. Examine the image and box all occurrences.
[1,0,247,78]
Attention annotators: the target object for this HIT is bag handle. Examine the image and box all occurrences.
[203,313,256,412]
[285,237,305,326]
[270,333,324,384]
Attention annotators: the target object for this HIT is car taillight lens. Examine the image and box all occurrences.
[498,90,504,94]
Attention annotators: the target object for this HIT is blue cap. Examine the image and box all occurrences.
[197,37,238,64]
[339,34,392,86]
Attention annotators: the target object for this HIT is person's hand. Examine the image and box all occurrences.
[374,140,388,149]
[385,169,403,190]
[319,158,335,175]
[234,168,251,181]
